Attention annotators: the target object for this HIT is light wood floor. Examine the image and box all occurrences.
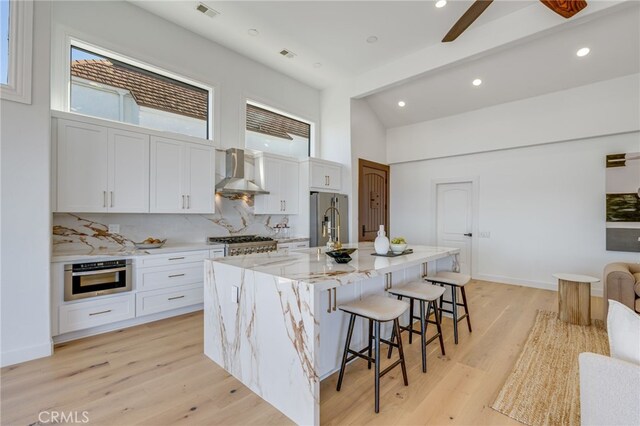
[1,281,604,426]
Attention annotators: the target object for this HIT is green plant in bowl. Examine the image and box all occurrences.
[390,237,407,254]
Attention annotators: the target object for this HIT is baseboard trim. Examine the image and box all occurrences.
[474,273,604,297]
[1,340,53,367]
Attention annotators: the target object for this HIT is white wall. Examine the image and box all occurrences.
[1,1,52,366]
[387,74,640,163]
[50,1,321,150]
[391,132,640,295]
[350,98,387,240]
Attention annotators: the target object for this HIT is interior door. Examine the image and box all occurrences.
[358,159,390,242]
[436,182,473,275]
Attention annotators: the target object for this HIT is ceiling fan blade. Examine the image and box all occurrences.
[442,0,494,43]
[539,0,587,18]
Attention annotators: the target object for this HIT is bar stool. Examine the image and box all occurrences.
[387,282,446,373]
[336,295,409,413]
[424,271,472,344]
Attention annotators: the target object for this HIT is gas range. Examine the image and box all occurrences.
[206,235,277,256]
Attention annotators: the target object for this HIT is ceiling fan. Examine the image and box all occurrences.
[442,0,588,42]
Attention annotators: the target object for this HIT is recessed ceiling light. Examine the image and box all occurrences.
[313,62,322,68]
[435,0,447,8]
[576,47,590,57]
[472,78,482,86]
[398,101,406,107]
[247,29,259,37]
[366,36,378,44]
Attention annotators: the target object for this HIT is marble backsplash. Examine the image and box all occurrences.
[53,195,293,254]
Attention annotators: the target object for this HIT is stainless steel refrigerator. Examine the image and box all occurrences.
[310,192,349,247]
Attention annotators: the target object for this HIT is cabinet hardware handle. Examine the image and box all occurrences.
[362,225,365,237]
[110,191,114,208]
[283,200,286,211]
[187,195,190,209]
[89,309,112,316]
[327,289,332,313]
[168,295,185,301]
[332,288,337,311]
[328,176,331,186]
[103,191,107,208]
[72,267,126,277]
[182,195,185,209]
[168,273,185,278]
[168,257,185,261]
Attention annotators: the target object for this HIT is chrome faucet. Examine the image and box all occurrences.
[322,206,342,249]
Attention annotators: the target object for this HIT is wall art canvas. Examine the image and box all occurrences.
[605,152,640,252]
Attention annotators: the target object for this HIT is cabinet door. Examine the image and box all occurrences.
[57,120,109,212]
[254,156,284,214]
[184,143,215,214]
[150,137,184,213]
[310,162,328,188]
[325,164,342,191]
[280,160,299,214]
[318,284,362,378]
[108,129,149,213]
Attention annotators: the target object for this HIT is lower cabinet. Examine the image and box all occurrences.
[59,294,135,334]
[136,284,203,317]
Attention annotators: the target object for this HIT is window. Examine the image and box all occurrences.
[245,101,312,158]
[69,45,211,139]
[0,0,33,104]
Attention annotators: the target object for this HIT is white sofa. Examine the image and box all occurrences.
[579,300,640,425]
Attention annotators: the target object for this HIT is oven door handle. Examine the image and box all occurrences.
[71,267,128,277]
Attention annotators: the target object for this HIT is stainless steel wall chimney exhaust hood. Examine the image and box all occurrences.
[215,148,269,196]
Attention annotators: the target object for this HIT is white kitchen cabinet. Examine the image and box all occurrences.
[254,154,299,214]
[278,241,310,251]
[58,293,135,334]
[307,158,342,192]
[150,136,215,214]
[56,119,150,213]
[318,284,362,378]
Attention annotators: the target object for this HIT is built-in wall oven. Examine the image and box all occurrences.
[64,259,132,301]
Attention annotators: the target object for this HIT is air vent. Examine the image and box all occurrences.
[196,3,220,18]
[279,49,297,59]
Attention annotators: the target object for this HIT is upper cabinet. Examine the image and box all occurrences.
[150,136,215,214]
[306,158,342,192]
[54,113,215,214]
[254,154,299,215]
[56,119,149,213]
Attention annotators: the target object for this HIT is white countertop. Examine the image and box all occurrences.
[52,242,224,263]
[210,242,459,288]
[274,237,310,243]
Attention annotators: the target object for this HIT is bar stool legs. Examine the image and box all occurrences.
[437,284,472,344]
[336,314,408,413]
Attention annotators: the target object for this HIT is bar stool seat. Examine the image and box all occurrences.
[336,295,409,413]
[387,282,446,373]
[388,281,446,301]
[424,271,473,344]
[424,271,471,286]
[339,295,409,322]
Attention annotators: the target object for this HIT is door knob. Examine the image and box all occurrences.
[464,233,473,237]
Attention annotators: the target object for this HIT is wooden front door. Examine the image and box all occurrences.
[358,159,390,242]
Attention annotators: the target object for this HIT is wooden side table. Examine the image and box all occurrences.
[553,273,599,326]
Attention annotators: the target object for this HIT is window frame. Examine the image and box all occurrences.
[244,98,316,158]
[0,0,33,104]
[64,38,214,141]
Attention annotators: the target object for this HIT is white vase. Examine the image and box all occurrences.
[374,225,390,255]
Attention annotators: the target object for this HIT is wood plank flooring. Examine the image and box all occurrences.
[1,281,604,425]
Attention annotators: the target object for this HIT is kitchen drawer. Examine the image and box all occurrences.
[136,263,203,291]
[59,294,135,334]
[136,250,208,268]
[136,284,203,317]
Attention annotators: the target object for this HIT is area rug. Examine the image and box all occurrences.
[491,310,609,426]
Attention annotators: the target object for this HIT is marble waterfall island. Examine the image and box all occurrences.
[204,243,459,425]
